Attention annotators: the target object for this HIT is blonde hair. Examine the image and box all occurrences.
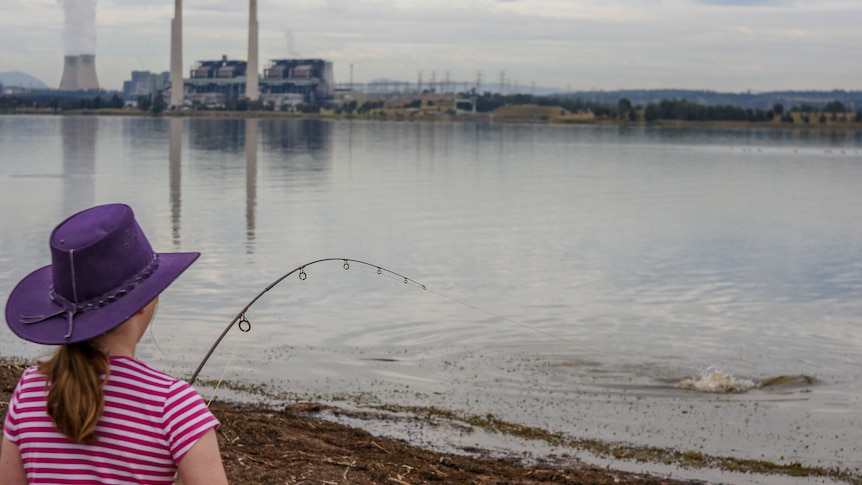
[38,342,110,443]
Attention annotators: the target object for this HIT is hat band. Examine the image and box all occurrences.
[20,254,161,339]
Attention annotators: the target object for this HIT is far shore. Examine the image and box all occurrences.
[5,106,862,132]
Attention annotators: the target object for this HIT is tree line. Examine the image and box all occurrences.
[2,91,861,124]
[467,92,862,124]
[0,94,126,112]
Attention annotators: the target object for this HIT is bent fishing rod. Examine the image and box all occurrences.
[187,258,427,385]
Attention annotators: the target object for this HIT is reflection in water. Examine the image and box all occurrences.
[62,116,97,214]
[169,118,183,246]
[259,119,333,175]
[245,120,258,252]
[188,119,244,152]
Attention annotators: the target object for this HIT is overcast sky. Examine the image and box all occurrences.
[1,0,860,92]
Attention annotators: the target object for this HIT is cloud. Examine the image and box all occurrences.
[697,0,787,5]
[1,0,860,91]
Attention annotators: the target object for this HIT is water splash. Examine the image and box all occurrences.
[679,366,756,393]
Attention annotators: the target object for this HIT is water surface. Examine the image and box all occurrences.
[1,116,861,480]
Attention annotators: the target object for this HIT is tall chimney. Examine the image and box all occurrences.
[59,55,80,91]
[246,0,259,101]
[77,54,100,90]
[170,0,184,107]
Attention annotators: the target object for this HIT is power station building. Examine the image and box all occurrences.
[182,56,334,108]
[123,71,170,100]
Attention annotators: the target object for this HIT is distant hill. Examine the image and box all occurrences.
[0,71,48,89]
[554,89,862,110]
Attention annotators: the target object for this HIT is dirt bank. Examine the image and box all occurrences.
[0,360,702,484]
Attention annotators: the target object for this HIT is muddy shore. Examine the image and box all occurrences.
[1,359,701,484]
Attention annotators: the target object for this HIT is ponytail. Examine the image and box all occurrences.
[38,342,110,443]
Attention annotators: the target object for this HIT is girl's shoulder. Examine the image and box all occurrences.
[108,355,184,389]
[18,364,46,385]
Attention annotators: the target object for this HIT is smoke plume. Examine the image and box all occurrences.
[62,0,97,55]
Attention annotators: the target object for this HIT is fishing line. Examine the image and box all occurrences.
[148,300,169,358]
[188,258,614,389]
[348,266,613,358]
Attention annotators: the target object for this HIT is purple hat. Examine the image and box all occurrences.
[5,204,199,345]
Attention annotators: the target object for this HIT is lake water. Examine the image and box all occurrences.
[2,115,861,483]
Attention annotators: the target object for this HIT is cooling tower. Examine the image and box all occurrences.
[59,54,100,91]
[59,55,80,90]
[77,54,100,90]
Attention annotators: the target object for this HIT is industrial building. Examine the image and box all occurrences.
[180,56,335,109]
[122,71,170,100]
[166,0,335,109]
[264,59,334,101]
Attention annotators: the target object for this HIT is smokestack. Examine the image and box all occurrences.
[170,0,184,107]
[59,0,99,91]
[246,0,259,101]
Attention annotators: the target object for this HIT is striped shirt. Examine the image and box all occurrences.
[3,356,219,485]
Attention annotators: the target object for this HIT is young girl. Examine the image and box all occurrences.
[1,204,228,485]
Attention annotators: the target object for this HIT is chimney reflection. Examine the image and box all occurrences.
[62,116,97,214]
[245,119,258,253]
[169,118,183,246]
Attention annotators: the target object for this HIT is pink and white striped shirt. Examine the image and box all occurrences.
[3,355,219,484]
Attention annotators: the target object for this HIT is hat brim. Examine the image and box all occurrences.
[6,252,199,345]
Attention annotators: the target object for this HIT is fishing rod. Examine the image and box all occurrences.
[187,258,427,385]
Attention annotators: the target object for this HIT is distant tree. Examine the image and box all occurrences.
[818,113,827,124]
[296,103,320,113]
[137,95,152,112]
[152,94,166,113]
[109,95,124,109]
[781,113,794,123]
[644,103,660,121]
[617,97,632,120]
[592,105,613,118]
[772,103,784,116]
[357,100,382,114]
[856,111,862,123]
[824,100,846,114]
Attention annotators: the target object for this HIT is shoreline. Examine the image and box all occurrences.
[2,358,858,484]
[4,108,862,132]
